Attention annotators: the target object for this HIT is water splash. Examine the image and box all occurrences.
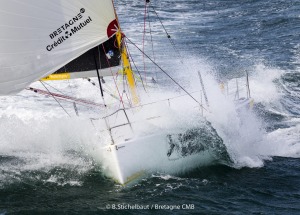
[0,115,101,187]
[170,56,299,168]
[0,55,298,186]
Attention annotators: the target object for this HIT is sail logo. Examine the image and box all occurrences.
[49,8,85,40]
[46,8,93,51]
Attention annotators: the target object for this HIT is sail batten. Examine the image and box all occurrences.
[0,0,118,95]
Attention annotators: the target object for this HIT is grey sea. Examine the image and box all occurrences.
[0,0,300,214]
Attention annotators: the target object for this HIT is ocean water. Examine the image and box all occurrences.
[1,0,300,214]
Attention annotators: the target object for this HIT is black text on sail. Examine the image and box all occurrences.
[46,8,93,51]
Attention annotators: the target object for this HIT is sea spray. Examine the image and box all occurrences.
[163,56,291,168]
[0,115,100,187]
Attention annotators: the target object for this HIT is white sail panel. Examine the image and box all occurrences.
[0,0,117,95]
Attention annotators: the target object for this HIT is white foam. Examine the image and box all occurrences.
[163,57,298,168]
[249,63,283,103]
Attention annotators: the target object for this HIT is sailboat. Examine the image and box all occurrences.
[0,0,246,185]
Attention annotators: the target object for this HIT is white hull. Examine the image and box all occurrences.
[97,133,218,185]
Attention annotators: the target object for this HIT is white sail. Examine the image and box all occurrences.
[0,0,118,95]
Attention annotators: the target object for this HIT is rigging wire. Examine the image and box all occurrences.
[27,86,105,108]
[147,3,156,62]
[39,81,71,117]
[124,75,133,108]
[125,36,208,112]
[246,71,251,98]
[90,76,122,103]
[90,90,203,122]
[42,81,68,96]
[149,2,182,60]
[41,80,80,116]
[124,39,147,91]
[27,90,101,113]
[143,0,148,84]
[102,44,126,109]
[146,3,159,83]
[63,65,80,115]
[126,90,201,110]
[148,1,210,112]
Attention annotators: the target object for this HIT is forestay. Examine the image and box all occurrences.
[0,0,117,95]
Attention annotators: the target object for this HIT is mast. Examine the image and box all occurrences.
[112,1,139,105]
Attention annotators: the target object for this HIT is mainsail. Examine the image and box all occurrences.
[0,0,118,95]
